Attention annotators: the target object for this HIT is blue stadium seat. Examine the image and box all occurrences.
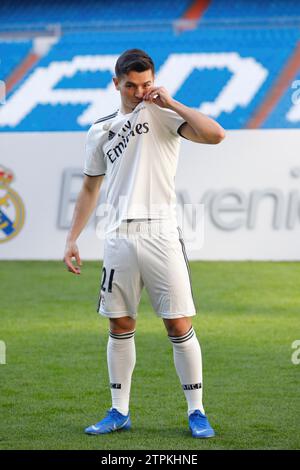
[203,0,300,20]
[0,0,192,26]
[0,41,32,81]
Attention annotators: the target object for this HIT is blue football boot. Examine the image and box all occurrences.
[84,408,131,435]
[189,410,215,438]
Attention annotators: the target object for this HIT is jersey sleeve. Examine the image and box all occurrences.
[84,125,106,176]
[149,103,186,137]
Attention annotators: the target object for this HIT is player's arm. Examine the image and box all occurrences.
[174,103,225,144]
[144,86,225,144]
[63,174,104,275]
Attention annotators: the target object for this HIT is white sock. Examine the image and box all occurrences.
[169,327,205,415]
[107,330,136,416]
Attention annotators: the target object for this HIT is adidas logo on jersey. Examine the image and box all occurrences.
[108,130,116,141]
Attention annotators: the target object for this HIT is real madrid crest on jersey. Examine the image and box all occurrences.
[0,165,25,243]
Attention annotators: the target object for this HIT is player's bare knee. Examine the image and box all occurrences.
[109,316,136,334]
[164,317,192,337]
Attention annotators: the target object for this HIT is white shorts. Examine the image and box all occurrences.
[97,219,196,319]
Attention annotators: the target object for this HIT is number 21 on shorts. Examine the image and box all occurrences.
[101,267,115,292]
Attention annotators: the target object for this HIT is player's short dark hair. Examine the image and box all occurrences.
[115,49,155,78]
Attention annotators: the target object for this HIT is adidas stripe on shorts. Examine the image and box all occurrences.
[97,219,196,319]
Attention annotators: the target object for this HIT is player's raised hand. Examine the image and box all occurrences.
[143,86,174,108]
[63,241,82,275]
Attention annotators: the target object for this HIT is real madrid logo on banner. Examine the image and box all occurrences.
[0,165,25,243]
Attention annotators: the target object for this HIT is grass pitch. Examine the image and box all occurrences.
[0,261,299,450]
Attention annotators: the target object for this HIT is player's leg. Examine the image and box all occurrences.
[85,234,141,435]
[163,321,214,438]
[140,222,214,437]
[107,316,136,416]
[163,317,204,415]
[85,316,137,435]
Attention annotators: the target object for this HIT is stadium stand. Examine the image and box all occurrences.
[1,0,300,131]
[0,41,32,81]
[202,0,300,22]
[0,0,192,27]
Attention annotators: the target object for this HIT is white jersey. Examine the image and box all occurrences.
[84,101,186,233]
